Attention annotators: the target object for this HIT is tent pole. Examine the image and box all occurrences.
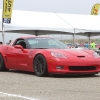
[2,0,5,44]
[35,31,38,36]
[88,32,91,49]
[73,28,76,47]
[2,22,5,44]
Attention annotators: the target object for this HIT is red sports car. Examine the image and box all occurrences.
[0,36,100,77]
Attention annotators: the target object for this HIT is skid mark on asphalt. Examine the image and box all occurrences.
[0,92,37,100]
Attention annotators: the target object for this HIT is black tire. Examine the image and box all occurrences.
[34,54,48,77]
[0,54,8,71]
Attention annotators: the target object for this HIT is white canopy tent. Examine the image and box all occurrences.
[0,9,100,45]
[4,10,100,34]
[0,9,75,44]
[56,13,100,45]
[56,13,100,33]
[0,9,74,34]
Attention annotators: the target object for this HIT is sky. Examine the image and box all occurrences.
[0,0,100,42]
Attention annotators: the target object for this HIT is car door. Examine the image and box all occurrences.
[14,39,28,70]
[16,48,28,70]
[6,46,19,69]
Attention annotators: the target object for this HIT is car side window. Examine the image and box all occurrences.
[14,39,26,49]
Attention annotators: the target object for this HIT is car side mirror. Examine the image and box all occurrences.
[14,45,27,53]
[15,45,23,49]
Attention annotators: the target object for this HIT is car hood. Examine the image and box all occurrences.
[47,49,92,57]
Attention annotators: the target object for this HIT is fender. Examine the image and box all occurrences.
[0,45,9,67]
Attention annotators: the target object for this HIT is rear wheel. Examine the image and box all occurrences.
[0,54,8,71]
[34,54,48,77]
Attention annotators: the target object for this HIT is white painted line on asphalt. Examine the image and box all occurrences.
[0,92,37,100]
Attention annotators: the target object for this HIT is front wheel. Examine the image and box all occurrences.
[34,54,48,77]
[0,54,8,71]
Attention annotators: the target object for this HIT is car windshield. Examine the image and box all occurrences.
[27,37,69,49]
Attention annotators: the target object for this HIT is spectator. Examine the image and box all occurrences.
[84,41,89,48]
[8,40,12,45]
[90,40,96,50]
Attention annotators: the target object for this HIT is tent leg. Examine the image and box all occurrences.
[73,29,76,47]
[88,32,91,49]
[73,33,76,47]
[2,32,4,44]
[2,25,5,44]
[35,31,38,36]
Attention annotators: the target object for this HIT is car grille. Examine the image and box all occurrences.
[69,66,96,71]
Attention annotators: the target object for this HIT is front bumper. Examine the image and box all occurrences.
[47,57,100,74]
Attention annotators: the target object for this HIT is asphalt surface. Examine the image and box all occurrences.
[0,70,100,100]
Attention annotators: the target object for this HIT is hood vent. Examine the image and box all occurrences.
[77,56,85,58]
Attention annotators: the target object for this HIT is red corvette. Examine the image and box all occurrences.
[0,36,100,77]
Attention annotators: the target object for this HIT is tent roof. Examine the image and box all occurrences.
[0,9,100,36]
[0,9,74,35]
[57,13,100,31]
[56,13,100,36]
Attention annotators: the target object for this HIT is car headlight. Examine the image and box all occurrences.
[93,52,100,58]
[51,52,67,58]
